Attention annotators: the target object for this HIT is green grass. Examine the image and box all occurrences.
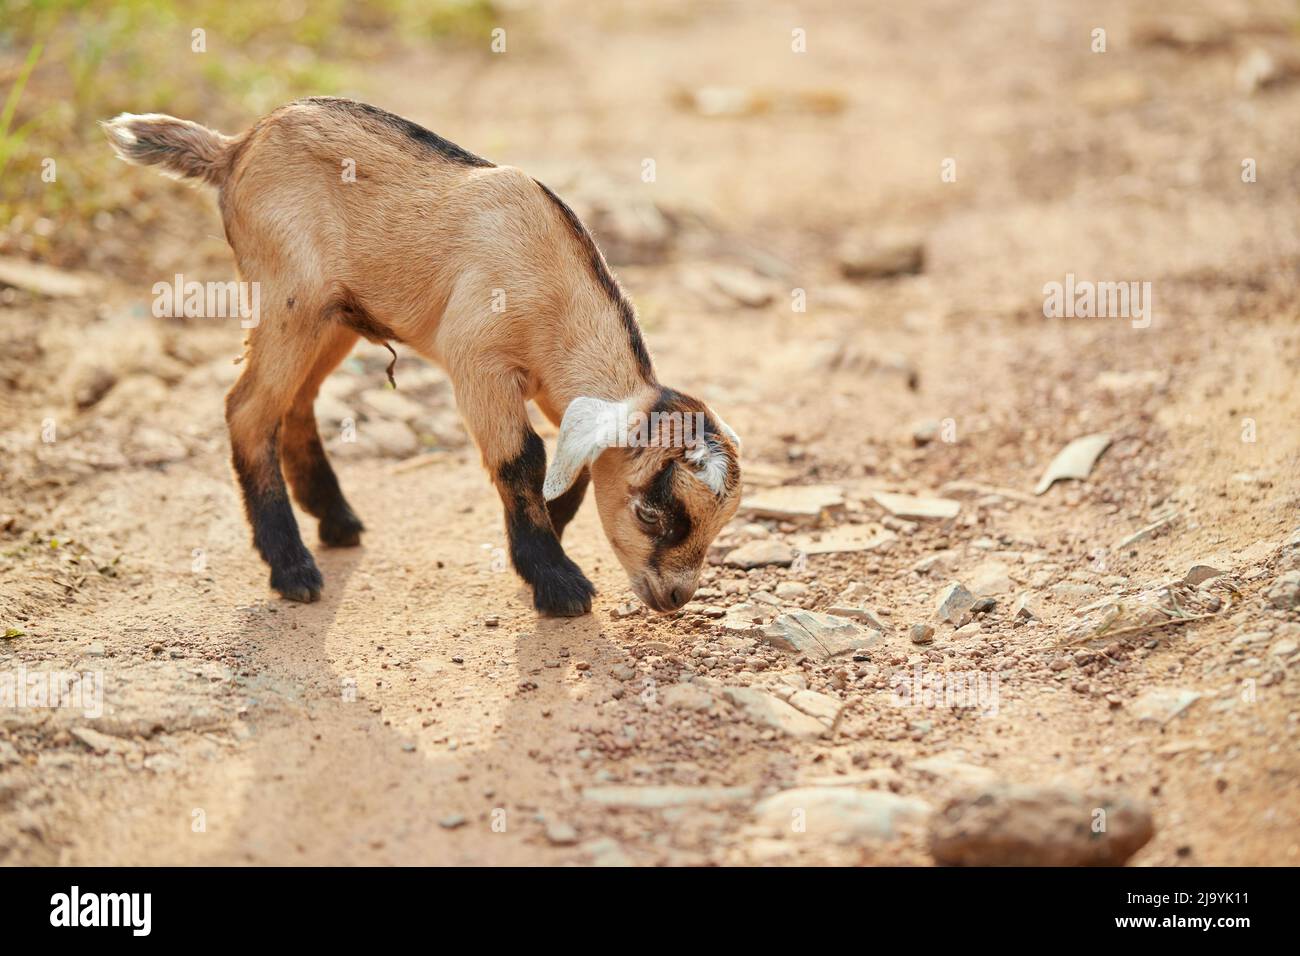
[0,0,498,266]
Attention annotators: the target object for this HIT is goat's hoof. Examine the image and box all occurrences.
[319,508,364,548]
[533,564,595,617]
[271,560,323,603]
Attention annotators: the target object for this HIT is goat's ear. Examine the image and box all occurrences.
[712,411,742,452]
[543,397,627,501]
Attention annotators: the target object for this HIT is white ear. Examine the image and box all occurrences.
[713,412,742,452]
[543,397,628,501]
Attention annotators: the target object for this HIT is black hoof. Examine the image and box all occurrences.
[319,507,364,548]
[532,562,595,617]
[270,559,323,603]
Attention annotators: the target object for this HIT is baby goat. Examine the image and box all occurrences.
[104,98,742,615]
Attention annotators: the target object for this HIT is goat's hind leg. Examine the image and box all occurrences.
[225,300,326,602]
[281,325,365,547]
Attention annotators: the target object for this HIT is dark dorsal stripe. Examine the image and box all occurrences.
[532,179,656,382]
[302,97,495,168]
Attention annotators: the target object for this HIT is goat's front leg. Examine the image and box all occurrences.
[455,371,595,616]
[496,429,595,615]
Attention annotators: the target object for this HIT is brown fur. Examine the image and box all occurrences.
[104,98,741,613]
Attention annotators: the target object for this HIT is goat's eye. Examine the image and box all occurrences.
[633,502,659,530]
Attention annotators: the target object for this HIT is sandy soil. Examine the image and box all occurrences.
[2,0,1299,865]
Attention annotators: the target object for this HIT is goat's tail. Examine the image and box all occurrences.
[102,113,235,187]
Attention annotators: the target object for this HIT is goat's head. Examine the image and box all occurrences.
[543,388,742,612]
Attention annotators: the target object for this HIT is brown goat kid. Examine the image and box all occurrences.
[104,98,742,616]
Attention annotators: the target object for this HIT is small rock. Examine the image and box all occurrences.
[910,755,998,788]
[70,727,132,755]
[1184,565,1223,587]
[662,682,716,712]
[581,785,753,808]
[785,688,844,727]
[789,526,896,555]
[740,485,845,525]
[910,623,935,645]
[873,492,960,521]
[910,419,941,446]
[1034,433,1111,495]
[929,783,1154,866]
[545,820,579,846]
[723,539,794,569]
[935,582,976,625]
[775,581,809,600]
[722,686,828,738]
[438,814,468,829]
[710,266,776,308]
[754,787,931,843]
[1131,687,1201,724]
[1266,571,1300,609]
[758,610,878,660]
[837,234,925,280]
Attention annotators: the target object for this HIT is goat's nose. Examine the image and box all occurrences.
[669,585,689,608]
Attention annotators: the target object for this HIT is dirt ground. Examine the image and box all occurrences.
[2,0,1299,865]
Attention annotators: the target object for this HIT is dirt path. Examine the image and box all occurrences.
[3,0,1299,865]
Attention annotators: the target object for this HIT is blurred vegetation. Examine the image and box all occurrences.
[0,0,498,267]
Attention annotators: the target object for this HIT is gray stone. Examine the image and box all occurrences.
[755,787,932,843]
[758,610,878,660]
[837,235,925,280]
[721,686,828,738]
[1131,687,1201,724]
[661,682,716,712]
[581,785,754,808]
[1184,564,1224,586]
[936,582,976,625]
[1266,571,1300,609]
[910,623,935,645]
[740,484,844,525]
[723,539,794,569]
[929,783,1154,866]
[785,688,844,727]
[1034,433,1112,495]
[873,492,960,520]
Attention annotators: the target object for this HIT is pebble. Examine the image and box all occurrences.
[935,582,976,625]
[1266,571,1300,609]
[929,783,1153,866]
[723,539,794,569]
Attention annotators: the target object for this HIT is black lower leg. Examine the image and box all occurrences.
[546,467,589,540]
[282,413,364,547]
[497,431,594,616]
[234,429,323,602]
